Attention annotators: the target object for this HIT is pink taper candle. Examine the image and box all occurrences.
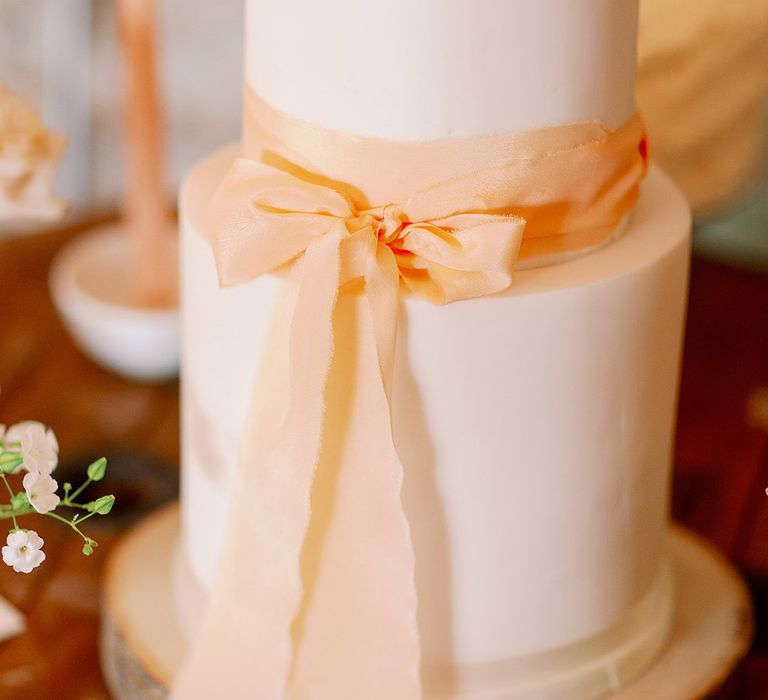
[117,0,174,308]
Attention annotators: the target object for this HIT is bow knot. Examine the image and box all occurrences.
[353,208,405,245]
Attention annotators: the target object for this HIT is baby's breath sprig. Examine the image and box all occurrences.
[0,422,115,573]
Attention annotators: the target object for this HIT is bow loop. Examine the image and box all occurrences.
[247,165,354,220]
[395,214,526,304]
[206,158,355,286]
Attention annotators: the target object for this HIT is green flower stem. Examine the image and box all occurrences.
[0,504,34,518]
[72,510,99,527]
[61,501,90,511]
[0,473,19,531]
[0,501,92,518]
[44,511,92,543]
[66,478,92,503]
[0,499,95,519]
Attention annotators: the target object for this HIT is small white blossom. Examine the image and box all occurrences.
[2,530,45,573]
[5,421,58,474]
[22,471,60,514]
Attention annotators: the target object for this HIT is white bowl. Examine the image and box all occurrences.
[49,225,180,382]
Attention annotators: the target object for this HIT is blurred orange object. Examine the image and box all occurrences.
[117,0,175,309]
[638,0,768,217]
[0,85,66,224]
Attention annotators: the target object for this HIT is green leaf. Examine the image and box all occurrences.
[87,495,115,515]
[10,492,29,511]
[86,457,107,482]
[0,453,23,473]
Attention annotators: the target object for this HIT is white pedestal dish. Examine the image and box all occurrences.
[49,225,179,382]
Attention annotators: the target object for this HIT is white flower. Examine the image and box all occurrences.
[5,421,58,474]
[22,471,60,514]
[2,530,45,573]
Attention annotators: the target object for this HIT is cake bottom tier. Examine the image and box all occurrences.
[178,148,691,698]
[174,542,672,699]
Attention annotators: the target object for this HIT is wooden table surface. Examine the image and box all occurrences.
[0,221,767,699]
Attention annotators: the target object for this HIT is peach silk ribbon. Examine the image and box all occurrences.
[171,91,648,700]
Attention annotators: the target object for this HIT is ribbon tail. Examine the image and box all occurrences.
[286,244,421,699]
[171,229,343,700]
[365,241,400,397]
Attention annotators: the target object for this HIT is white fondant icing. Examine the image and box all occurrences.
[244,0,638,138]
[179,148,690,676]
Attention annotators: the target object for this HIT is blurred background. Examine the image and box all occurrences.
[0,0,767,698]
[0,0,241,220]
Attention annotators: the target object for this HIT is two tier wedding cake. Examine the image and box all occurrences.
[172,1,691,697]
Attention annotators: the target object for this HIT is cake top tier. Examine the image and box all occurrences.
[245,0,638,140]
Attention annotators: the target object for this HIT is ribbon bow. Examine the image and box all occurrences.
[209,158,526,304]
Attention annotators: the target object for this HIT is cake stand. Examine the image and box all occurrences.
[101,504,753,700]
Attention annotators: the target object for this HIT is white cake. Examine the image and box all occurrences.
[177,1,691,697]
